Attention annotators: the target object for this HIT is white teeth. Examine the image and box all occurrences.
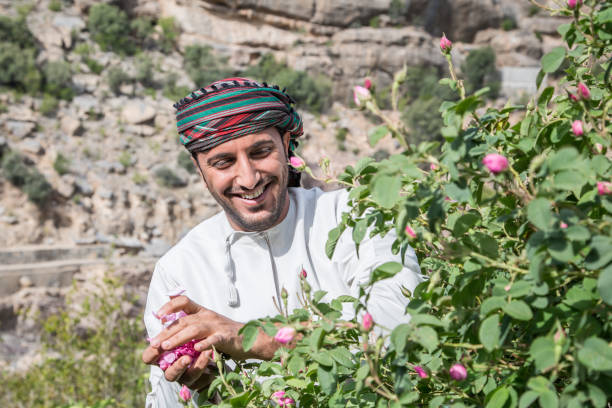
[240,185,265,200]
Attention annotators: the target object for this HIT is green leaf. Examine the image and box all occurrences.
[413,326,439,352]
[565,225,590,241]
[539,391,559,408]
[317,364,337,395]
[287,355,306,376]
[286,378,308,389]
[527,198,554,231]
[229,390,255,407]
[446,181,472,203]
[503,300,533,321]
[352,218,368,245]
[597,264,612,305]
[596,7,612,23]
[529,337,556,373]
[241,323,258,351]
[479,314,500,351]
[577,337,612,371]
[313,350,334,366]
[549,147,579,172]
[519,391,539,408]
[541,46,566,73]
[371,174,401,209]
[538,87,554,111]
[553,171,585,192]
[410,314,444,327]
[330,347,355,368]
[391,324,411,351]
[355,157,376,175]
[486,387,509,408]
[452,211,481,235]
[370,261,402,284]
[481,297,506,316]
[535,69,545,90]
[326,226,343,259]
[585,235,612,270]
[368,125,389,147]
[429,396,446,408]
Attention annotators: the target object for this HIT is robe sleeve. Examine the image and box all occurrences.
[143,262,197,407]
[331,191,423,332]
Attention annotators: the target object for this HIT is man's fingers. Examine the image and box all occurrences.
[179,351,213,385]
[159,324,203,351]
[155,295,204,319]
[195,334,224,353]
[142,345,162,364]
[164,355,192,382]
[149,316,192,348]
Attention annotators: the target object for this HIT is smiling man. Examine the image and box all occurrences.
[142,78,422,407]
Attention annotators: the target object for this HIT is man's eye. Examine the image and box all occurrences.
[252,148,272,157]
[212,160,232,168]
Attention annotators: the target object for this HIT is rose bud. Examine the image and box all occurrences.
[449,363,468,381]
[274,327,296,344]
[482,153,509,174]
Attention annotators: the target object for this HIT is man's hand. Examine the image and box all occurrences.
[157,350,217,391]
[142,295,278,373]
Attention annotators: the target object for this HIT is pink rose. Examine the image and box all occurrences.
[567,0,582,8]
[179,385,192,402]
[597,181,611,195]
[414,365,428,378]
[405,225,417,239]
[569,93,578,101]
[364,78,372,90]
[300,268,307,279]
[571,120,583,136]
[439,35,452,53]
[353,85,371,107]
[560,222,568,229]
[578,83,590,99]
[482,153,509,174]
[272,390,295,407]
[289,156,305,170]
[362,312,373,332]
[429,163,438,171]
[274,327,295,344]
[449,363,467,381]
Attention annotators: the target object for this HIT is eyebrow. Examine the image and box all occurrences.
[205,139,277,166]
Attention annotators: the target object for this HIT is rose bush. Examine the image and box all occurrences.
[198,2,611,407]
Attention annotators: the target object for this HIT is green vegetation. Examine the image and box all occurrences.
[132,172,148,185]
[53,152,71,175]
[118,151,132,168]
[0,34,41,94]
[243,54,332,113]
[177,150,194,173]
[154,167,186,188]
[48,0,62,12]
[43,60,74,100]
[107,66,131,94]
[0,272,148,407]
[158,17,180,52]
[369,16,380,28]
[1,150,52,206]
[402,95,444,143]
[162,73,190,101]
[183,44,232,88]
[134,54,155,88]
[87,3,133,54]
[461,46,501,99]
[501,16,517,31]
[335,127,348,151]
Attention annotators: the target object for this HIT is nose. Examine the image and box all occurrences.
[234,154,261,191]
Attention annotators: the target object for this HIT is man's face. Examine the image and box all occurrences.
[192,128,291,232]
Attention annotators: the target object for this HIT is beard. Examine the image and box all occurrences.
[206,166,290,232]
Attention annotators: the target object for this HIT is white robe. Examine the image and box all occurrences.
[143,187,422,407]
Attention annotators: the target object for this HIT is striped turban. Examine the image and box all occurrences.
[174,77,303,153]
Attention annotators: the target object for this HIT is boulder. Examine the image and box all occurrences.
[6,121,35,139]
[121,101,156,125]
[19,139,44,155]
[60,116,83,137]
